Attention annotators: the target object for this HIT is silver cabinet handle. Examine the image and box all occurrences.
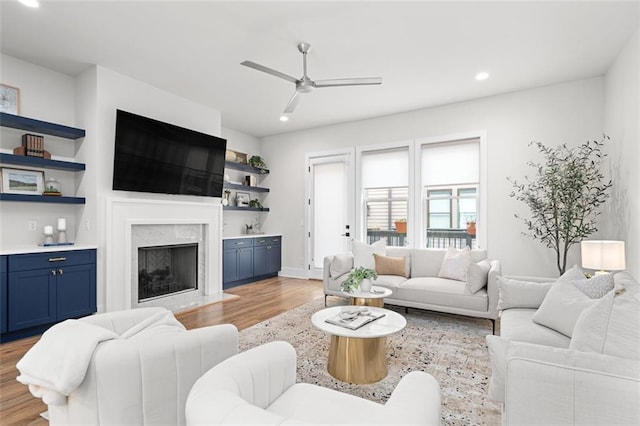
[49,257,66,262]
[51,270,57,276]
[58,269,64,275]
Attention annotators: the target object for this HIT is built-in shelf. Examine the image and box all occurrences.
[0,112,85,140]
[223,182,269,193]
[223,206,270,212]
[224,161,269,175]
[0,194,86,204]
[0,153,85,172]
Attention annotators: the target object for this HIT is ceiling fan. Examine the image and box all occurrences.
[241,42,382,114]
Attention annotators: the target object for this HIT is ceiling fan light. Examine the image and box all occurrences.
[475,72,489,81]
[18,0,40,7]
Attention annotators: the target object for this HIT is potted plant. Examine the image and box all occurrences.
[466,220,476,236]
[508,136,612,275]
[248,155,268,173]
[394,219,407,234]
[341,266,378,293]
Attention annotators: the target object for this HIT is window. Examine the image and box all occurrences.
[422,139,480,248]
[361,148,409,247]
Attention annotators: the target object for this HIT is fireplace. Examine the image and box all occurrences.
[138,243,198,302]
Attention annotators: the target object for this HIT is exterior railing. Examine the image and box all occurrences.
[367,228,476,248]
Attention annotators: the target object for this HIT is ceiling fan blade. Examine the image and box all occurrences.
[283,90,301,113]
[314,77,382,88]
[241,61,299,84]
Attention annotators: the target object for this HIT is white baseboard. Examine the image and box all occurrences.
[279,267,308,279]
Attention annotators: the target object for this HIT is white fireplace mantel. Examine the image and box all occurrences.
[105,196,222,312]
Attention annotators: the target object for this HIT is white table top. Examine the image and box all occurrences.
[311,306,406,339]
[343,285,393,299]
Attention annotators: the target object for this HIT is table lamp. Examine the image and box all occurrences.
[581,240,626,274]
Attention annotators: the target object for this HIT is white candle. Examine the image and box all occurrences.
[44,225,53,236]
[58,217,66,231]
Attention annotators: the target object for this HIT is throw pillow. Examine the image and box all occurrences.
[352,239,386,270]
[373,253,408,277]
[532,279,597,337]
[570,284,640,360]
[437,246,472,282]
[558,264,587,282]
[496,277,555,310]
[466,259,491,293]
[572,273,614,299]
[329,254,353,279]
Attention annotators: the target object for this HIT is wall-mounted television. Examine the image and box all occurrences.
[113,109,227,197]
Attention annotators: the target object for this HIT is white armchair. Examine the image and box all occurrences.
[20,307,239,426]
[186,340,441,425]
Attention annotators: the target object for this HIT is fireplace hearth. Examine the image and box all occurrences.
[138,243,198,302]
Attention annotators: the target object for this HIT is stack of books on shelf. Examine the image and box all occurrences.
[22,133,45,157]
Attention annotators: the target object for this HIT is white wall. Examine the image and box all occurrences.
[0,55,80,248]
[604,29,639,278]
[262,77,606,278]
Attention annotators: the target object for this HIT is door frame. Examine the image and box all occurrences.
[305,147,355,279]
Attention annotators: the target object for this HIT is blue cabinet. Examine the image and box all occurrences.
[1,249,96,341]
[223,236,281,289]
[0,256,7,334]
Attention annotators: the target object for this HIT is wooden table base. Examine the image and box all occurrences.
[327,335,387,384]
[351,297,384,308]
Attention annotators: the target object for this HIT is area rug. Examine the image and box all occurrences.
[239,298,501,425]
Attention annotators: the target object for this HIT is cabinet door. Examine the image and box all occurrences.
[266,244,282,274]
[56,263,97,321]
[0,256,6,334]
[223,249,239,284]
[8,268,56,331]
[237,248,254,280]
[253,245,267,276]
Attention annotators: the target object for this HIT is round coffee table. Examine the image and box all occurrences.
[311,306,406,384]
[343,285,393,308]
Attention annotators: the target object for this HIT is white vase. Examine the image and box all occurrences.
[360,278,372,293]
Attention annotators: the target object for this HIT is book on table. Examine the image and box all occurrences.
[325,309,386,330]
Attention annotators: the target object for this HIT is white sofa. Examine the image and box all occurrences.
[324,246,501,330]
[186,340,442,425]
[18,307,239,426]
[488,271,640,425]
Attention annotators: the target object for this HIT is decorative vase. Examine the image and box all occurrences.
[360,278,372,293]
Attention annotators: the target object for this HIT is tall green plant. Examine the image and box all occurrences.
[508,136,612,275]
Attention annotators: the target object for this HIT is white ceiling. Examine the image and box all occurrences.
[1,1,638,138]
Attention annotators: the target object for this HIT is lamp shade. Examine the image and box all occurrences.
[581,240,626,271]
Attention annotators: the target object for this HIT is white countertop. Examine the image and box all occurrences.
[0,244,98,255]
[223,233,281,240]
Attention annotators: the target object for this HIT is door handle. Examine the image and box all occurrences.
[341,232,350,237]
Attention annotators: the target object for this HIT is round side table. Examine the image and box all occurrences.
[343,285,392,307]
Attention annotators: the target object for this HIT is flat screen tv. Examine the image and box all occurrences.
[113,109,227,197]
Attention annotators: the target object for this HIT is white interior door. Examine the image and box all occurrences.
[306,151,354,279]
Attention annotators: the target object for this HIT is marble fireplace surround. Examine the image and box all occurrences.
[105,197,224,312]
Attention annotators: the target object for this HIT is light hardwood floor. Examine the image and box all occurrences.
[0,276,323,426]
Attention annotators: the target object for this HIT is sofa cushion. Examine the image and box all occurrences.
[570,281,640,360]
[500,308,570,348]
[352,239,386,269]
[532,279,597,338]
[497,277,554,310]
[438,246,472,281]
[466,259,491,293]
[411,249,446,277]
[395,277,487,312]
[371,275,408,293]
[572,273,615,299]
[329,254,353,279]
[373,253,408,278]
[470,249,487,263]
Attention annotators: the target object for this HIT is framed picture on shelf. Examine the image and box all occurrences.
[225,149,248,164]
[0,83,20,114]
[1,167,44,195]
[236,191,250,207]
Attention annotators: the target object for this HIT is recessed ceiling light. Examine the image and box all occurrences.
[279,115,289,122]
[18,0,40,8]
[475,72,489,81]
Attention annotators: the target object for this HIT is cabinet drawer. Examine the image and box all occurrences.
[223,238,254,250]
[8,249,97,272]
[254,236,281,246]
